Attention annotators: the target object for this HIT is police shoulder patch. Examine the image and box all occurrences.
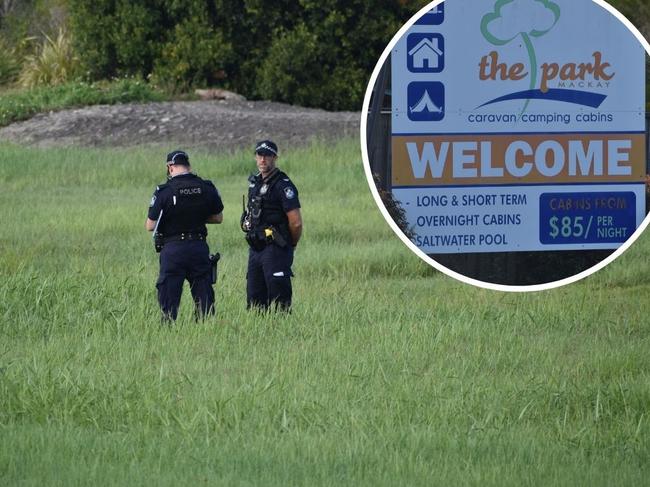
[149,194,157,207]
[284,187,295,199]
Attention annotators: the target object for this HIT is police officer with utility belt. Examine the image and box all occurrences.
[146,150,224,321]
[242,140,302,311]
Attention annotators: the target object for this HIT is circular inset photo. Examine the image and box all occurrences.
[362,0,650,291]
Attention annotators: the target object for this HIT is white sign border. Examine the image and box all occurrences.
[360,0,650,293]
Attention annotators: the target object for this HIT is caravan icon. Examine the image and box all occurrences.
[407,82,445,122]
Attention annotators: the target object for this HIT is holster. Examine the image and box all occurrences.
[245,226,288,250]
[154,232,164,253]
[245,230,267,251]
[209,253,220,284]
[268,226,288,248]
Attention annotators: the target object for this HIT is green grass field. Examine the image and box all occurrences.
[1,139,649,486]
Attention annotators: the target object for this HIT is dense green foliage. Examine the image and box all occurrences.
[253,0,416,110]
[0,0,68,44]
[1,0,650,109]
[0,79,166,126]
[1,140,649,485]
[0,38,21,85]
[66,0,426,109]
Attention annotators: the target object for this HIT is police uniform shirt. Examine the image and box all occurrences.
[149,173,224,236]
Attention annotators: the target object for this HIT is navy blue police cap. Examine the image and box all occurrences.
[255,140,278,156]
[166,150,190,165]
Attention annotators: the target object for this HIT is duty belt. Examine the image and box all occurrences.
[163,232,206,243]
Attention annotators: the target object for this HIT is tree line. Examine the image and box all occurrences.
[1,0,428,110]
[0,0,648,111]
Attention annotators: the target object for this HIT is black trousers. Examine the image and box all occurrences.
[246,244,294,311]
[156,240,214,320]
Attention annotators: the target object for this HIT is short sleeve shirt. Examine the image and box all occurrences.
[148,174,223,235]
[272,173,300,212]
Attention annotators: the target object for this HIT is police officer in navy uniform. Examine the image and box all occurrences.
[146,150,224,321]
[242,140,302,311]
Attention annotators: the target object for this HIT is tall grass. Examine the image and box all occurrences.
[0,139,649,486]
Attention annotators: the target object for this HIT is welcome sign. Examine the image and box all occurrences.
[391,0,646,254]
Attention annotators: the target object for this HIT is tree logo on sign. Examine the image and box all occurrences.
[480,0,561,113]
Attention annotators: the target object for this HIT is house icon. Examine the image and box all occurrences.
[407,34,444,73]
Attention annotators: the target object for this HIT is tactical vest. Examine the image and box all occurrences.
[160,174,211,237]
[248,170,291,241]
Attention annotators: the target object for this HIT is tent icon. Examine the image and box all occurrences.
[410,90,443,114]
[407,82,445,121]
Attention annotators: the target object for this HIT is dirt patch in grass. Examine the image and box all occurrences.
[0,99,360,152]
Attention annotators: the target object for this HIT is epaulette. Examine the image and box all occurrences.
[278,171,291,183]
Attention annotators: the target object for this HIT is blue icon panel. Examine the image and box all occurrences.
[407,82,445,122]
[415,4,445,25]
[407,33,444,73]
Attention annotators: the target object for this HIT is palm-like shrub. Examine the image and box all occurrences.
[19,29,80,88]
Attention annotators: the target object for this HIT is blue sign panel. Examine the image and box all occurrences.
[407,33,445,73]
[407,82,445,122]
[415,4,444,25]
[539,192,637,244]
